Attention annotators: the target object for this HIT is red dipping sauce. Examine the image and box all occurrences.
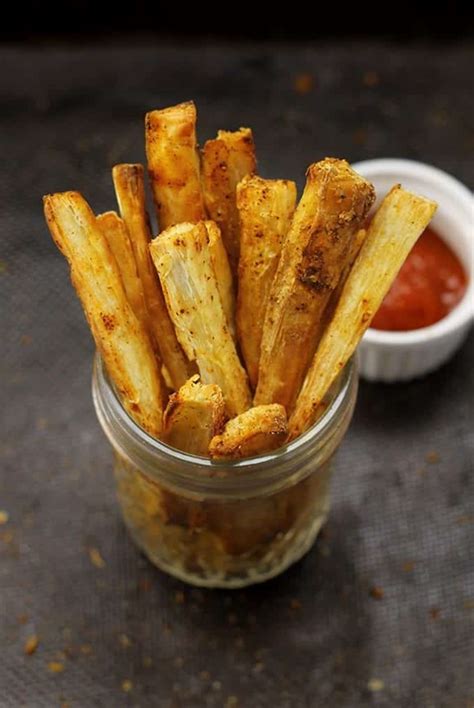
[371,227,468,331]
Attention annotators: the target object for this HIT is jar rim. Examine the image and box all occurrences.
[93,353,357,494]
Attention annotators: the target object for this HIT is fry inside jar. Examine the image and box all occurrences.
[150,221,252,418]
[254,158,375,413]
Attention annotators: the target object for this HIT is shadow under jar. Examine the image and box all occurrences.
[92,355,358,588]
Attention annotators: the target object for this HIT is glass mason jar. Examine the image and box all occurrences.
[92,355,358,588]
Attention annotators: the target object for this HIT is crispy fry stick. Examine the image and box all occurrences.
[236,175,297,388]
[201,128,256,273]
[289,186,437,439]
[97,211,148,327]
[43,192,164,437]
[112,163,193,389]
[162,375,226,455]
[254,158,375,412]
[204,220,236,338]
[145,101,205,230]
[150,222,252,417]
[322,227,368,328]
[208,404,287,459]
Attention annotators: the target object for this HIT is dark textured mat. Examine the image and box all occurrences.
[1,41,473,708]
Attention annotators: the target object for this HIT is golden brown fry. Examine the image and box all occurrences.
[322,227,368,328]
[97,211,148,328]
[43,192,164,437]
[204,220,236,339]
[236,175,297,388]
[254,158,375,412]
[150,221,252,417]
[162,375,226,456]
[201,127,256,273]
[208,404,287,459]
[145,101,205,230]
[289,186,437,439]
[112,163,193,389]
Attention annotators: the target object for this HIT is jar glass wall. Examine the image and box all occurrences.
[92,356,358,588]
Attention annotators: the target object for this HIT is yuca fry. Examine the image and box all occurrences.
[201,128,256,273]
[322,227,368,328]
[289,186,437,439]
[236,175,297,388]
[145,101,205,230]
[254,158,375,412]
[208,404,287,459]
[163,374,226,456]
[205,220,236,339]
[97,211,148,328]
[112,163,193,389]
[43,192,164,436]
[150,222,252,417]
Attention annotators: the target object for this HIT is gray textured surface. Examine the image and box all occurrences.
[1,41,473,707]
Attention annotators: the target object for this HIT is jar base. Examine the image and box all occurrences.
[122,513,328,589]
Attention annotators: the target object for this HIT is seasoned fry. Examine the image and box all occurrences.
[97,211,148,328]
[43,192,164,436]
[205,220,236,338]
[208,404,288,459]
[236,175,297,388]
[201,128,256,273]
[150,222,252,417]
[289,186,437,439]
[163,375,226,455]
[322,227,368,328]
[145,101,205,230]
[112,163,193,389]
[254,158,375,412]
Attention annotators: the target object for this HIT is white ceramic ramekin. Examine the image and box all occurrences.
[351,159,473,382]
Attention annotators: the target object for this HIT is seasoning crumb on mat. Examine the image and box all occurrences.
[402,561,415,572]
[121,679,133,693]
[48,661,65,673]
[370,586,384,600]
[80,644,93,656]
[199,670,211,681]
[290,598,302,610]
[143,656,153,667]
[368,678,385,692]
[224,697,239,708]
[138,577,152,592]
[429,607,441,620]
[118,633,131,648]
[88,547,105,568]
[294,73,314,95]
[352,129,368,146]
[363,71,379,87]
[0,510,9,525]
[426,451,440,464]
[36,417,48,430]
[212,681,222,691]
[24,635,39,655]
[174,590,185,604]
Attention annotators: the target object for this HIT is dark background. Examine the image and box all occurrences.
[1,12,473,708]
[2,2,474,42]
